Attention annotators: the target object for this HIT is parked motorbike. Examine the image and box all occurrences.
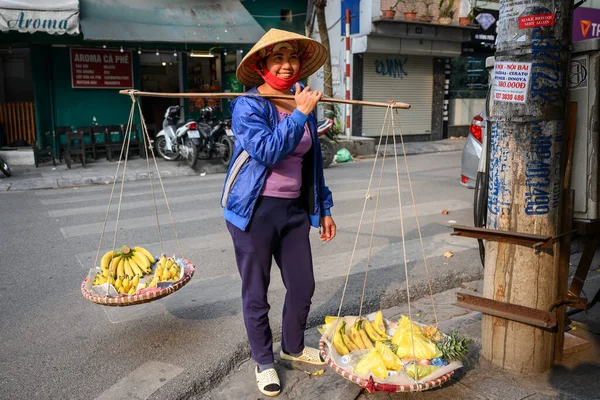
[155,105,201,168]
[317,115,336,169]
[155,105,233,169]
[0,155,11,177]
[195,107,234,166]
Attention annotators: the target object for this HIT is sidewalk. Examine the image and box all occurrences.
[201,255,600,400]
[0,138,466,192]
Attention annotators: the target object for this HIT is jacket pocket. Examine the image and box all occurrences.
[221,150,251,208]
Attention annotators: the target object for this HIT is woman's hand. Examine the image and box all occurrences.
[319,216,336,242]
[295,83,322,116]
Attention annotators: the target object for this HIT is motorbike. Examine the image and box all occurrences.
[0,155,11,177]
[317,115,336,169]
[155,105,234,168]
[155,105,201,168]
[195,107,234,166]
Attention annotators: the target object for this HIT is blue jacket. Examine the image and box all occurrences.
[221,87,333,231]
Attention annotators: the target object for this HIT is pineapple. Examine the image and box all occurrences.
[436,330,471,363]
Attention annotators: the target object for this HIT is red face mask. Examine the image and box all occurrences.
[251,63,302,90]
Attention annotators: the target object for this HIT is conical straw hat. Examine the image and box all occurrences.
[236,28,328,88]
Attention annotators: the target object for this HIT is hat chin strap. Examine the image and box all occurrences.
[251,64,303,91]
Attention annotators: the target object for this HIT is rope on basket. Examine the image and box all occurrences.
[91,95,185,297]
[332,102,440,380]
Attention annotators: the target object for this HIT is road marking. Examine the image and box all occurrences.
[94,361,183,400]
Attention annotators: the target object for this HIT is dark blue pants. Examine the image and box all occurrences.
[226,196,315,365]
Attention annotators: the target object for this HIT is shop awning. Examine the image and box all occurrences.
[0,0,80,35]
[79,0,265,44]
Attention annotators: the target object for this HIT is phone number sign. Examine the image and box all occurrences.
[493,61,532,104]
[70,48,133,89]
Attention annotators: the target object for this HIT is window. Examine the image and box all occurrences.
[449,56,489,99]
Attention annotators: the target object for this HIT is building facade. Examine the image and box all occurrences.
[308,0,474,141]
[0,0,307,151]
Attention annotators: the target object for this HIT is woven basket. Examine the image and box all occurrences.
[319,337,454,393]
[81,259,195,307]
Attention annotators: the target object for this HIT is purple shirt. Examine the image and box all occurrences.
[260,110,313,198]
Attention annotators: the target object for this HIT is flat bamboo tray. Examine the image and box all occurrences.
[81,259,195,306]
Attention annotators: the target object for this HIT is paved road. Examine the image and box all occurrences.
[0,151,483,400]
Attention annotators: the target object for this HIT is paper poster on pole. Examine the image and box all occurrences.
[493,61,532,104]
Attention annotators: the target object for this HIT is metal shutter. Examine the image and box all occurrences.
[362,54,433,136]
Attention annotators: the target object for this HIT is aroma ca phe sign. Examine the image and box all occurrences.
[0,2,80,35]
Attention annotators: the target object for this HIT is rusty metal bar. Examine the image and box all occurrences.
[449,225,551,248]
[454,292,557,330]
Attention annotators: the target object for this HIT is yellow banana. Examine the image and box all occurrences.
[129,257,144,277]
[115,257,125,278]
[358,320,373,349]
[333,323,350,356]
[349,321,367,350]
[122,276,130,293]
[132,251,151,271]
[340,323,359,352]
[114,276,123,291]
[131,274,139,290]
[169,265,179,280]
[124,259,135,279]
[102,268,110,278]
[100,250,116,270]
[373,310,388,337]
[159,255,167,270]
[149,276,159,288]
[363,318,387,342]
[134,246,156,264]
[128,286,136,295]
[165,258,173,270]
[160,267,171,281]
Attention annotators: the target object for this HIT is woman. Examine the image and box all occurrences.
[221,29,336,397]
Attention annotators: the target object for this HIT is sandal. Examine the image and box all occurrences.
[255,366,281,397]
[280,346,326,365]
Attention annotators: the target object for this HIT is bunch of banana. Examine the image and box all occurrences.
[98,245,156,283]
[372,310,389,338]
[362,317,390,342]
[147,255,182,288]
[332,321,350,356]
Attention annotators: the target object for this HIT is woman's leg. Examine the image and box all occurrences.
[226,198,279,366]
[274,198,315,355]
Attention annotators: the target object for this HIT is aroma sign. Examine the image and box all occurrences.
[0,2,80,35]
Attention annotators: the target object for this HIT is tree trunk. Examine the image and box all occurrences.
[482,0,573,374]
[314,0,333,112]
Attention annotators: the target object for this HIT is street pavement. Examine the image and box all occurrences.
[0,148,488,400]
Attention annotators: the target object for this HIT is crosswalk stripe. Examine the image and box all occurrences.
[74,198,471,259]
[49,184,406,218]
[94,361,184,400]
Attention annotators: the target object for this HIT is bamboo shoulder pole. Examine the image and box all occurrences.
[118,89,411,109]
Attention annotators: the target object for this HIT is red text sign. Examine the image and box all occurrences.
[70,48,133,89]
[519,14,555,29]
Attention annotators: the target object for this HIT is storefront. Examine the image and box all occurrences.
[0,0,283,151]
[350,20,472,140]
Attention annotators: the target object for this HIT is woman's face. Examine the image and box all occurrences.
[263,48,300,79]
